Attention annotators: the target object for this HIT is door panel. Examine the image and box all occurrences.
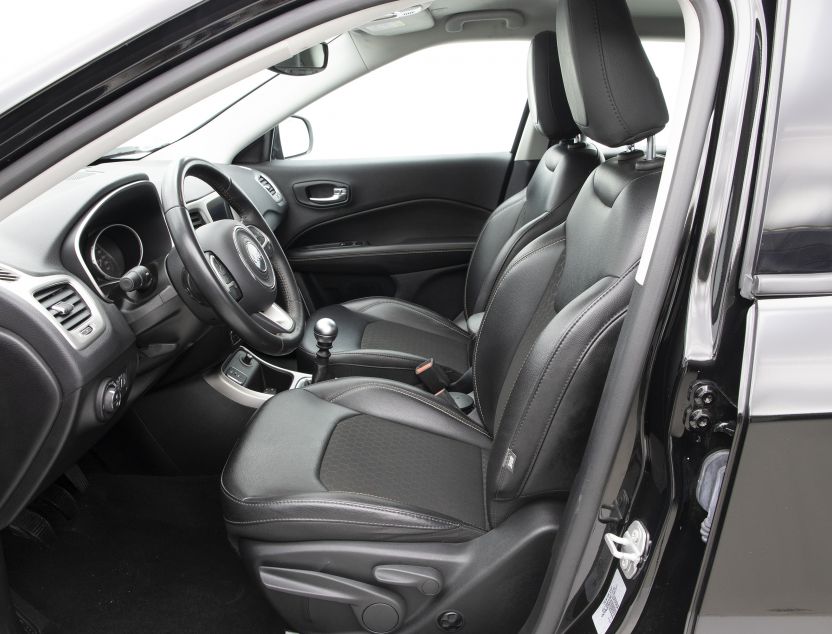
[257,154,510,316]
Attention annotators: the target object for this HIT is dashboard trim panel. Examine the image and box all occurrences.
[0,264,106,350]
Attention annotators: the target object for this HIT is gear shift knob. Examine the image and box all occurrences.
[312,318,338,383]
[314,318,338,348]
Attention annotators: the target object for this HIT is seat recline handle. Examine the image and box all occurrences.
[373,564,443,596]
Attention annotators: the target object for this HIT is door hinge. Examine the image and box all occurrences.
[684,380,736,435]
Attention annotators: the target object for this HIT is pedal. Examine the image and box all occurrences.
[8,509,55,545]
[63,464,89,494]
[12,591,59,634]
[37,484,79,521]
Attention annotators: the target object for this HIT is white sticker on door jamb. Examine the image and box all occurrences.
[592,569,627,634]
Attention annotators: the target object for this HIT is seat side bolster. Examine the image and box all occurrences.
[472,229,568,431]
[223,491,485,543]
[485,266,638,524]
[307,377,492,448]
[345,297,469,339]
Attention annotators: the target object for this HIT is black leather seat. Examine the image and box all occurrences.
[297,30,602,383]
[223,1,670,631]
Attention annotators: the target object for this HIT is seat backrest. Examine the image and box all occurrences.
[472,0,670,526]
[463,31,601,318]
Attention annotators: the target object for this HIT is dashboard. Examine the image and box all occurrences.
[0,160,287,527]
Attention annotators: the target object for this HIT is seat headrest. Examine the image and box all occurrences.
[556,0,669,147]
[527,31,579,141]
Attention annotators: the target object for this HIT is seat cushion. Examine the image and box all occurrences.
[221,377,491,543]
[298,297,472,383]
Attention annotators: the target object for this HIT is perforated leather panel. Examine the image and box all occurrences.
[320,415,486,529]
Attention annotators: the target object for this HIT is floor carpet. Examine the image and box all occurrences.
[3,474,285,633]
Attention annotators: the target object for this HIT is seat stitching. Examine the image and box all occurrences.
[462,193,528,319]
[328,384,491,438]
[222,498,458,525]
[325,383,491,438]
[496,262,638,492]
[352,299,469,337]
[592,1,631,141]
[490,255,568,430]
[221,483,474,528]
[504,308,628,501]
[330,351,421,362]
[472,237,567,419]
[224,517,485,533]
[465,194,527,317]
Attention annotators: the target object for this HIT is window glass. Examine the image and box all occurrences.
[293,40,529,160]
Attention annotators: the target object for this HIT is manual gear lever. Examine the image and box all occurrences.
[312,318,338,384]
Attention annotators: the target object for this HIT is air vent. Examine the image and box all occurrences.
[0,266,18,282]
[34,283,92,332]
[189,208,206,229]
[256,174,282,202]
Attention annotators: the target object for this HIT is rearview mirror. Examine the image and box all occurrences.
[270,43,328,76]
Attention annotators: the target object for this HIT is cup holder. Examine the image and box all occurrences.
[216,349,311,406]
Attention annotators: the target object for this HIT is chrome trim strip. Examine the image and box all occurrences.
[750,272,832,297]
[89,223,144,280]
[73,180,160,300]
[259,302,294,331]
[684,0,768,362]
[738,0,791,298]
[203,347,310,408]
[747,296,832,417]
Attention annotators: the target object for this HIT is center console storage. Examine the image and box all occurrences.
[205,348,311,408]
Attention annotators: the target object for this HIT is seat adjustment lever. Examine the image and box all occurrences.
[373,564,443,596]
[259,566,404,633]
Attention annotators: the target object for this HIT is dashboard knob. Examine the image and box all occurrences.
[119,265,153,292]
[101,383,122,416]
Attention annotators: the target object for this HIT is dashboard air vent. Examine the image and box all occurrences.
[256,174,282,202]
[0,266,18,282]
[34,283,92,332]
[189,208,206,229]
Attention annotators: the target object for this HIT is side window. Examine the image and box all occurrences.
[292,40,528,160]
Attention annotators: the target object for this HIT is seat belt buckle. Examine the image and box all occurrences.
[434,388,460,409]
[415,358,450,394]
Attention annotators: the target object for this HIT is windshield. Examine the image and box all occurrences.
[97,70,277,161]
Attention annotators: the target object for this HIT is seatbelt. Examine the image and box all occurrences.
[498,102,531,203]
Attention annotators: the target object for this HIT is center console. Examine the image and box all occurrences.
[205,348,311,408]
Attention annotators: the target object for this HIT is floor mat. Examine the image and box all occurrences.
[3,475,285,633]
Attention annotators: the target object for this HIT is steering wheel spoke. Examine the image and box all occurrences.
[247,224,275,258]
[206,252,243,301]
[256,302,295,333]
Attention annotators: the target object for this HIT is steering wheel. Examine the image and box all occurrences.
[161,158,304,356]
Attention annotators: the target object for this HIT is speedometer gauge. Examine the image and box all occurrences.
[94,244,121,278]
[89,224,143,280]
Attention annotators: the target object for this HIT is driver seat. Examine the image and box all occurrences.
[296,30,602,384]
[222,1,669,632]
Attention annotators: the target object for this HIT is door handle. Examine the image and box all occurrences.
[294,180,351,208]
[309,186,348,203]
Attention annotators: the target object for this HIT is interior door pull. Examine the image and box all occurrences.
[309,187,348,203]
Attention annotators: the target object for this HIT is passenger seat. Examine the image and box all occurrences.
[298,31,602,383]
